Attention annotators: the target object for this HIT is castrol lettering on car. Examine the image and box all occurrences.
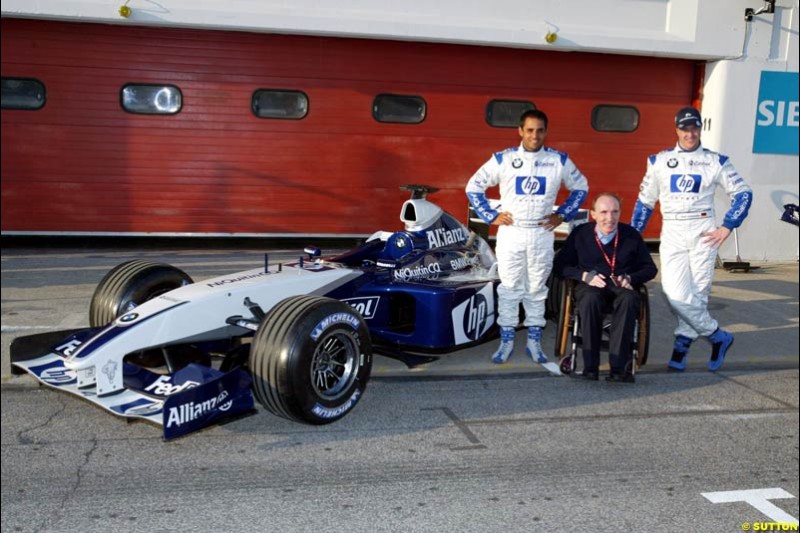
[341,296,380,319]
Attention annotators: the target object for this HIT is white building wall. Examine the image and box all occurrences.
[0,0,758,59]
[703,1,799,261]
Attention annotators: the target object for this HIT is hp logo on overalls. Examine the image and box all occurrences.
[677,175,695,192]
[670,174,702,193]
[515,176,546,195]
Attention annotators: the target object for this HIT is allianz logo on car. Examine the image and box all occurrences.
[426,227,467,249]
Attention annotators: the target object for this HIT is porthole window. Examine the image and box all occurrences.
[1,78,46,110]
[373,94,426,124]
[486,100,536,128]
[252,89,309,119]
[121,84,182,114]
[591,105,639,132]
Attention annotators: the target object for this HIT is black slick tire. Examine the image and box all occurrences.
[249,295,372,424]
[89,260,193,327]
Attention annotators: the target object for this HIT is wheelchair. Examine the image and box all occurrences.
[546,274,650,376]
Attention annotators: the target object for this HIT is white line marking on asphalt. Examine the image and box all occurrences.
[1,325,62,332]
[702,488,798,525]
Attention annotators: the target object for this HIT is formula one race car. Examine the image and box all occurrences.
[12,185,507,439]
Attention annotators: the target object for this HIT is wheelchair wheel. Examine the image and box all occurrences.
[553,279,574,360]
[635,285,650,367]
[559,352,575,375]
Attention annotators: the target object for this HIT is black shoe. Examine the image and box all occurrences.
[575,370,599,381]
[605,373,635,383]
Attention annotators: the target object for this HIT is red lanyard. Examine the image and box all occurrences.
[594,231,619,276]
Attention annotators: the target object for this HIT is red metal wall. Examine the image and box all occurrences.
[1,19,693,237]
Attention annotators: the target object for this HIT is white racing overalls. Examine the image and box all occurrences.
[632,143,752,339]
[466,143,589,328]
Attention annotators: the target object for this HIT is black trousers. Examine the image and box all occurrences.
[574,284,641,374]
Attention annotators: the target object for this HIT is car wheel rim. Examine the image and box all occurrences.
[310,330,359,401]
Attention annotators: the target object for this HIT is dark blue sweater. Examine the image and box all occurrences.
[555,222,657,286]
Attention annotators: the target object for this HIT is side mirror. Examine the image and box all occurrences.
[304,246,321,259]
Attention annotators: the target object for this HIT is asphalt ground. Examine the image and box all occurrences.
[1,245,798,532]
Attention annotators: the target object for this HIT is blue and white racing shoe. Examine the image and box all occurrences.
[668,335,693,371]
[526,327,562,376]
[708,328,734,372]
[492,327,516,364]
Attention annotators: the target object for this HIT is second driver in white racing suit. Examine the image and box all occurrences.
[466,109,588,366]
[631,106,752,372]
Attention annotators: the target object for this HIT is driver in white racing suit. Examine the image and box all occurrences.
[466,109,589,366]
[631,106,752,372]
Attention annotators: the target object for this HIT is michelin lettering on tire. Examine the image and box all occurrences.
[311,388,362,419]
[310,311,361,340]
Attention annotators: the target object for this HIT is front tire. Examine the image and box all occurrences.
[249,295,372,424]
[89,260,193,327]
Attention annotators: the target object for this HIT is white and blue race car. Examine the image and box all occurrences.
[12,185,506,439]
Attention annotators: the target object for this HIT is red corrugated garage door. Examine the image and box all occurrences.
[1,19,695,237]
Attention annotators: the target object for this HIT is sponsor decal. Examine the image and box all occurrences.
[753,71,798,155]
[40,366,77,385]
[731,192,752,219]
[511,158,523,168]
[120,313,138,323]
[166,390,232,428]
[144,375,200,397]
[515,176,547,195]
[393,262,442,282]
[394,236,407,249]
[376,260,396,269]
[667,158,679,168]
[450,255,479,271]
[727,172,745,186]
[102,360,118,383]
[341,297,380,320]
[670,174,702,193]
[123,401,164,417]
[688,160,711,167]
[452,283,495,344]
[534,160,556,167]
[56,338,83,357]
[311,312,361,340]
[426,227,467,249]
[206,271,270,288]
[462,293,488,341]
[311,389,361,419]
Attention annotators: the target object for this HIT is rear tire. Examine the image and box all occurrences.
[249,295,372,424]
[89,260,193,327]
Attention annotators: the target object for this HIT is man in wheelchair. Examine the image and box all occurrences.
[554,193,657,382]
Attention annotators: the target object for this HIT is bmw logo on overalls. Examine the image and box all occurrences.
[667,158,678,168]
[512,158,523,168]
